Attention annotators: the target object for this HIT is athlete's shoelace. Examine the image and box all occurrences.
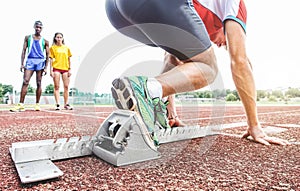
[153,98,169,129]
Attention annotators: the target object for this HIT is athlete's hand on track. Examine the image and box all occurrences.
[242,126,290,146]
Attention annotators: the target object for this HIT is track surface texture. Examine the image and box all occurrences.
[0,104,299,190]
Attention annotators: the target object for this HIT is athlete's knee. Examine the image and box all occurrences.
[208,60,218,84]
[54,85,60,91]
[189,47,218,84]
[205,57,218,85]
[164,53,183,67]
[36,81,42,88]
[22,79,30,86]
[63,84,69,90]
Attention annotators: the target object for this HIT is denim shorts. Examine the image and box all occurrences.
[105,0,211,60]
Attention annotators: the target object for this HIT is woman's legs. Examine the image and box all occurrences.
[53,72,61,107]
[62,72,70,109]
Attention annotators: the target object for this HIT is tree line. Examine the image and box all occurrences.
[175,88,300,102]
[1,82,300,103]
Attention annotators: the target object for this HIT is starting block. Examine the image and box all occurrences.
[9,136,95,183]
[92,110,161,166]
[9,109,219,183]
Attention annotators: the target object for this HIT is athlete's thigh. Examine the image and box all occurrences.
[105,0,155,46]
[23,69,34,82]
[52,72,61,88]
[35,70,43,83]
[114,0,211,60]
[61,72,70,88]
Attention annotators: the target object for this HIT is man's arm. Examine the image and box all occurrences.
[224,20,289,145]
[20,35,28,72]
[43,39,50,75]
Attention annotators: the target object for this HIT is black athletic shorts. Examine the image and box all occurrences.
[105,0,211,60]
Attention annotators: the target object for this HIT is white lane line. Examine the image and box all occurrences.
[218,133,241,138]
[275,124,300,128]
[183,109,300,122]
[42,109,107,120]
[289,142,300,145]
[15,116,65,119]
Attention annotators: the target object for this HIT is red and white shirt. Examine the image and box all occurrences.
[193,0,247,37]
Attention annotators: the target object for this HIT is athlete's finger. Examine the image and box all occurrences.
[254,137,271,146]
[264,136,289,146]
[241,131,250,139]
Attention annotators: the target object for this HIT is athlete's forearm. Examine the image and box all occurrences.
[44,57,49,69]
[20,52,26,67]
[68,58,71,70]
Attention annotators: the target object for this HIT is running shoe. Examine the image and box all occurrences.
[35,103,41,111]
[64,104,73,110]
[55,104,60,111]
[152,98,171,129]
[111,76,169,146]
[9,103,25,112]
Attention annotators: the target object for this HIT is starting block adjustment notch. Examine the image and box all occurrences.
[93,110,161,166]
[9,135,95,183]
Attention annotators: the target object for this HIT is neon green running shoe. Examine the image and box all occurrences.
[9,103,25,112]
[152,98,170,129]
[111,76,170,146]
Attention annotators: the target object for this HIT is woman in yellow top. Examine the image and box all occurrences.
[49,32,73,110]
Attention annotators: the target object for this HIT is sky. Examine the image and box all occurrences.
[0,0,299,93]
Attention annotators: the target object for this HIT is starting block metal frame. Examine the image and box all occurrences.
[9,136,95,183]
[9,109,219,184]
